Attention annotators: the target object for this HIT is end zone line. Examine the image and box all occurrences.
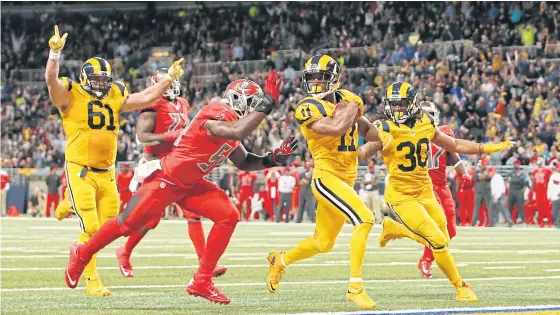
[2,275,560,292]
[270,305,560,315]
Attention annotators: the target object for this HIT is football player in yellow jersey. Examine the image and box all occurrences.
[361,81,514,302]
[266,54,379,310]
[45,25,184,296]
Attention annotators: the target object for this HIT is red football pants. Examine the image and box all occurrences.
[535,194,552,226]
[422,185,456,263]
[45,193,59,217]
[120,172,239,234]
[238,189,252,221]
[459,190,474,226]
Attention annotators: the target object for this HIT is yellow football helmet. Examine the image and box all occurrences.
[383,81,419,124]
[301,54,340,98]
[79,57,113,99]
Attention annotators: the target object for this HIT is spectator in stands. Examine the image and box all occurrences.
[44,165,61,218]
[27,186,45,217]
[277,167,296,223]
[489,166,513,227]
[0,170,10,216]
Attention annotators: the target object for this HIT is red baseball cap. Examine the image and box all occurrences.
[368,163,375,170]
[487,166,496,173]
[304,162,311,170]
[514,159,521,166]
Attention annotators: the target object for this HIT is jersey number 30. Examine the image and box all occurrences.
[397,138,430,172]
[88,101,116,130]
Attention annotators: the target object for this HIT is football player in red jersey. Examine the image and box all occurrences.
[65,72,298,304]
[116,163,134,213]
[532,157,553,227]
[417,102,472,279]
[237,170,257,221]
[115,69,226,279]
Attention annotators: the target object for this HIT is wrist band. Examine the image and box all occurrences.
[49,50,61,60]
[263,153,277,168]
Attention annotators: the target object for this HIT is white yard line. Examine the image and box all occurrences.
[270,305,560,315]
[2,259,559,272]
[2,275,560,292]
[545,269,560,272]
[483,266,526,270]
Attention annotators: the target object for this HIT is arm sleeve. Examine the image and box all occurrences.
[294,99,328,127]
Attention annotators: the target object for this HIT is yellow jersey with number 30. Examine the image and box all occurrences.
[295,89,363,184]
[59,77,129,169]
[376,111,437,204]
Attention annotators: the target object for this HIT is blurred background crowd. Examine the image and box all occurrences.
[1,2,560,224]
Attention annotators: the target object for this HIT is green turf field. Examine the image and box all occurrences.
[1,217,559,315]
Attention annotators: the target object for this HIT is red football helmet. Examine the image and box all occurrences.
[420,101,440,126]
[152,68,180,100]
[223,79,264,117]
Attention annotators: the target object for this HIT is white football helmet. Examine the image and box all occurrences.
[151,68,180,100]
[420,101,440,126]
[222,79,264,117]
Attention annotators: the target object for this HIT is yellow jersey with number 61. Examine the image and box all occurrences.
[376,111,437,205]
[295,89,363,184]
[59,77,129,169]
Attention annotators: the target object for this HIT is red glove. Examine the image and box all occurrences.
[265,70,283,105]
[461,174,473,190]
[271,136,298,165]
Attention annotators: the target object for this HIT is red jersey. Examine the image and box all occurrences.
[428,125,455,186]
[532,167,552,193]
[141,97,190,159]
[239,171,257,192]
[0,170,9,190]
[162,101,240,185]
[117,171,134,192]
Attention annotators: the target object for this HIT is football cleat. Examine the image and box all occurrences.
[378,217,403,247]
[346,285,376,310]
[418,258,432,279]
[86,275,111,296]
[64,243,87,289]
[456,280,478,302]
[55,197,73,221]
[186,274,230,304]
[212,265,227,278]
[266,252,286,293]
[116,246,134,278]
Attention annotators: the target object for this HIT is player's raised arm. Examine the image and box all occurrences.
[358,141,382,161]
[121,58,184,112]
[204,71,282,141]
[228,137,298,171]
[45,25,70,109]
[432,128,515,155]
[134,110,183,146]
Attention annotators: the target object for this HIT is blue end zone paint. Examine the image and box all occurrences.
[283,305,560,315]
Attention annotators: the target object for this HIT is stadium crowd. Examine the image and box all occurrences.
[1,2,559,168]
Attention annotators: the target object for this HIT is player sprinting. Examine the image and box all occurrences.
[267,55,381,310]
[45,25,184,296]
[115,68,226,278]
[65,72,298,304]
[417,101,472,279]
[362,81,514,302]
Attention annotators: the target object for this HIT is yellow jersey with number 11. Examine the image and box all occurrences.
[295,89,363,184]
[375,111,436,205]
[59,77,129,169]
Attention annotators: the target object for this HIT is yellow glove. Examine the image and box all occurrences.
[165,58,185,82]
[378,130,394,153]
[48,25,68,53]
[483,140,516,154]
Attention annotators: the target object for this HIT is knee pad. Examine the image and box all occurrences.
[315,237,336,253]
[428,229,448,250]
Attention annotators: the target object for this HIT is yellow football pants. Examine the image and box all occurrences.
[283,172,374,281]
[65,161,119,281]
[387,187,462,288]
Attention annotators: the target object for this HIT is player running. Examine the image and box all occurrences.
[116,68,226,278]
[65,72,298,304]
[417,101,472,279]
[266,54,380,310]
[45,25,184,296]
[362,81,514,302]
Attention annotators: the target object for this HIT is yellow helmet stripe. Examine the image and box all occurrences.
[399,82,410,98]
[386,83,394,98]
[318,55,332,70]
